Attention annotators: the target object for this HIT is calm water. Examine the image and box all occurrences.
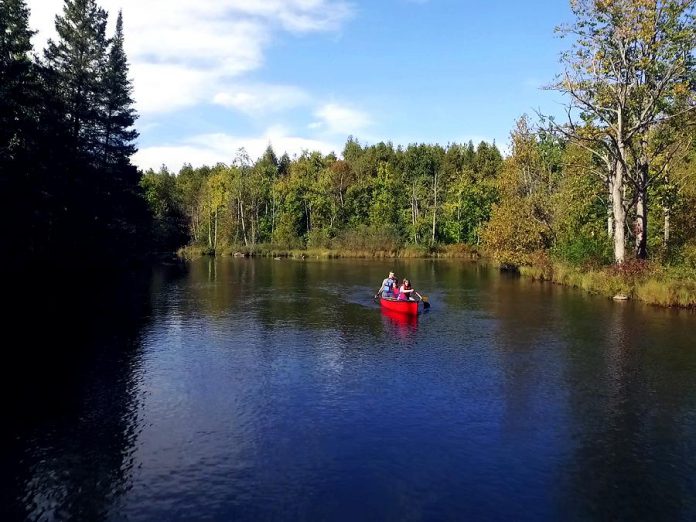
[3,258,696,521]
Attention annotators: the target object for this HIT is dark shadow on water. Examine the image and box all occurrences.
[1,261,188,521]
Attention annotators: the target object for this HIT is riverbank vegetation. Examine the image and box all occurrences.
[140,140,504,256]
[2,0,695,307]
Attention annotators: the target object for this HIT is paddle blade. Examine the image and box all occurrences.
[422,296,430,309]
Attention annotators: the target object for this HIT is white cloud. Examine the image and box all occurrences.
[312,103,372,135]
[28,0,353,115]
[213,84,311,116]
[130,63,218,114]
[134,128,342,171]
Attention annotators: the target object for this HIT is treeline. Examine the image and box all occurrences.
[140,140,503,254]
[0,0,148,270]
[141,112,696,269]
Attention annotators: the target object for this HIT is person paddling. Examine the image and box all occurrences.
[397,279,426,302]
[375,271,398,299]
[398,279,415,301]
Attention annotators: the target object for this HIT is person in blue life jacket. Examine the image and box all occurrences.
[375,271,398,299]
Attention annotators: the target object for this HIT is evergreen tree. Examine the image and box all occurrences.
[0,0,47,262]
[0,0,35,159]
[44,0,108,160]
[101,10,137,170]
[278,153,291,177]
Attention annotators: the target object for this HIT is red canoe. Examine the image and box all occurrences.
[380,296,420,315]
[381,307,419,327]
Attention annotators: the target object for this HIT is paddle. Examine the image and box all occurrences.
[415,292,430,309]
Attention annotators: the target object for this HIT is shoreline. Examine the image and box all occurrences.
[176,244,696,310]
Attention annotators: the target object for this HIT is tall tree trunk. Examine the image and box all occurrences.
[208,210,212,249]
[411,181,418,243]
[213,208,218,251]
[271,191,276,241]
[663,206,670,251]
[192,211,200,243]
[431,171,437,246]
[607,187,614,239]
[635,186,647,260]
[239,197,248,246]
[610,161,626,264]
[457,196,462,243]
[253,205,259,245]
[339,174,345,208]
[251,206,257,246]
[634,143,649,260]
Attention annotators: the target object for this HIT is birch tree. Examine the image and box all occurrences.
[551,0,696,263]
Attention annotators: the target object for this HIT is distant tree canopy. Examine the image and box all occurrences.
[140,140,506,254]
[2,0,694,272]
[0,0,148,269]
[145,108,696,269]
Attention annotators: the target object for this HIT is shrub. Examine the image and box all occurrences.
[333,225,400,253]
[307,228,332,249]
[681,241,696,269]
[551,235,612,267]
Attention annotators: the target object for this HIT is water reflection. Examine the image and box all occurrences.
[381,308,419,338]
[559,301,696,520]
[4,259,696,520]
[1,265,182,520]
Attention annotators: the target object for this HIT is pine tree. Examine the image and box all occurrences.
[0,0,36,159]
[0,0,47,262]
[44,0,108,160]
[101,10,137,170]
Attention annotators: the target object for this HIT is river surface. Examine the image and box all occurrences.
[3,258,696,521]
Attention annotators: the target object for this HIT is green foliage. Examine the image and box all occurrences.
[441,172,498,244]
[481,116,553,267]
[550,144,611,266]
[156,138,502,253]
[44,0,109,155]
[369,162,403,232]
[140,167,187,251]
[306,228,332,249]
[482,196,550,266]
[678,241,696,269]
[552,235,613,267]
[552,0,696,262]
[333,224,400,254]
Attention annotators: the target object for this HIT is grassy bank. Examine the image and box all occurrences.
[177,243,480,260]
[177,244,695,308]
[520,260,696,309]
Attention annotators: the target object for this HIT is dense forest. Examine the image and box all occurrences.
[142,115,695,268]
[0,0,149,272]
[2,0,695,292]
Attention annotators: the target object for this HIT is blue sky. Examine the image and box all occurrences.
[29,0,575,170]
